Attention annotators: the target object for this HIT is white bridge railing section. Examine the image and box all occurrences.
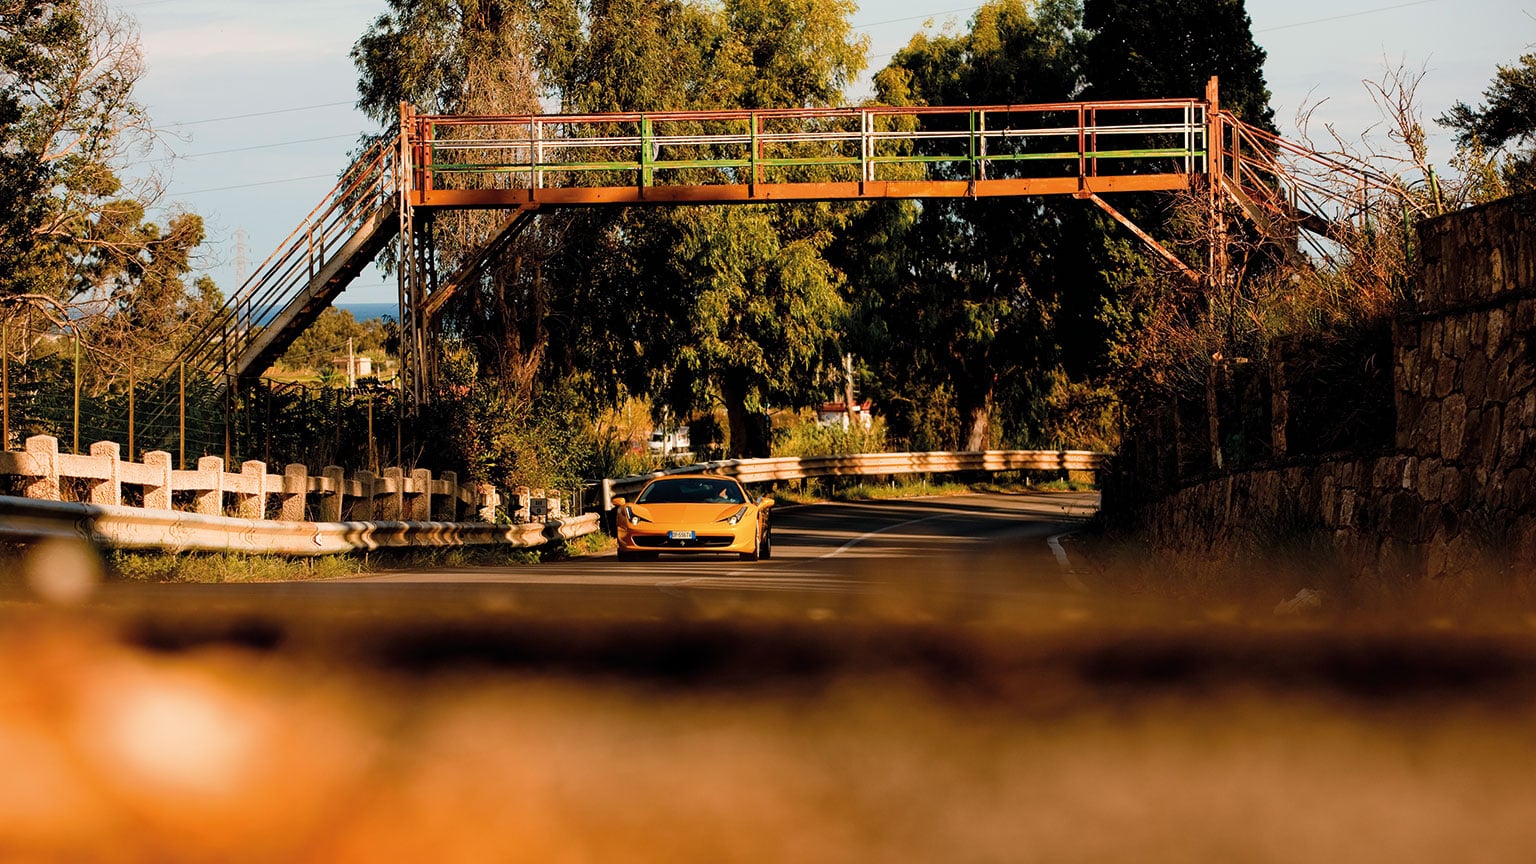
[0,435,593,556]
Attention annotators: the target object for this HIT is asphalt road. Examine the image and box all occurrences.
[360,489,1099,588]
[50,490,1103,651]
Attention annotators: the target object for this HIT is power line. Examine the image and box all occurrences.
[1256,0,1446,32]
[158,101,356,130]
[858,5,980,29]
[176,133,358,161]
[176,173,336,196]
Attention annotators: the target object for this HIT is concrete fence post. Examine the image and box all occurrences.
[380,467,404,520]
[194,456,224,515]
[88,441,121,505]
[236,460,267,520]
[142,451,172,510]
[280,464,308,521]
[320,466,345,522]
[437,470,459,521]
[23,435,60,501]
[354,470,376,521]
[407,468,431,521]
[476,483,498,523]
[512,485,531,522]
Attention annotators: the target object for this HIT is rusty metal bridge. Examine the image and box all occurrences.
[163,78,1410,410]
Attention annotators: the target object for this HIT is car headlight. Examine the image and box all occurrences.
[718,505,749,526]
[623,506,651,524]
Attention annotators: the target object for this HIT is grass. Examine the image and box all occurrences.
[106,530,615,584]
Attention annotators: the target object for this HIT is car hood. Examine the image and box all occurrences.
[629,502,747,525]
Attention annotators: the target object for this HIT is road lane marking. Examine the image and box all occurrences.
[817,514,953,560]
[1047,531,1089,593]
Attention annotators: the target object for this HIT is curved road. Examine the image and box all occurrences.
[357,490,1098,594]
[79,490,1100,627]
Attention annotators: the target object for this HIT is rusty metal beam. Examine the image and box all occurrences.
[420,207,539,323]
[414,175,1193,209]
[1081,192,1202,285]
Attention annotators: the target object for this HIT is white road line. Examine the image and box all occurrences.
[1047,531,1089,593]
[818,513,953,560]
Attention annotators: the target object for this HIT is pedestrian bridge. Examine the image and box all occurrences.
[161,78,1405,408]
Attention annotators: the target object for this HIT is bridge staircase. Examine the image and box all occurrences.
[157,138,402,391]
[1210,111,1415,253]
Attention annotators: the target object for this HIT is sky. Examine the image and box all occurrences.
[120,0,1535,305]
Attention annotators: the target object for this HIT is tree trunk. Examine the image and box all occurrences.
[959,380,994,451]
[719,371,770,459]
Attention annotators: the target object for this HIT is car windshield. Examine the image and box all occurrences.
[636,478,746,505]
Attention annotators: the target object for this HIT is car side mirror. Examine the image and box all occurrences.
[611,497,627,508]
[758,496,774,509]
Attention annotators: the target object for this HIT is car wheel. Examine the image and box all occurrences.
[761,526,772,560]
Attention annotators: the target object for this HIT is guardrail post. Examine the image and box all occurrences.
[23,435,60,501]
[354,470,376,520]
[280,464,308,521]
[381,467,404,520]
[437,470,458,521]
[88,441,121,505]
[194,456,224,515]
[320,466,345,522]
[406,468,431,521]
[143,451,172,510]
[236,460,267,520]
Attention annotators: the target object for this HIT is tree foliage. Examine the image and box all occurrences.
[1440,52,1536,198]
[1,0,212,371]
[850,0,1081,450]
[1082,0,1273,129]
[353,0,866,462]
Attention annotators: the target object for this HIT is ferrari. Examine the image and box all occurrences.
[612,475,773,561]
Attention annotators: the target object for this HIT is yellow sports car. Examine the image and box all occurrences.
[612,475,774,561]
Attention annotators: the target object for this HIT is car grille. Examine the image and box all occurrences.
[633,535,735,549]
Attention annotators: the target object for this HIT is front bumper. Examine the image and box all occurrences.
[617,521,756,554]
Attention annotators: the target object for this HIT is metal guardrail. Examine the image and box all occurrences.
[603,449,1107,502]
[0,496,599,557]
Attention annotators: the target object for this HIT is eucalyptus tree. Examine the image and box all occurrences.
[354,0,867,461]
[1,0,213,373]
[851,0,1082,450]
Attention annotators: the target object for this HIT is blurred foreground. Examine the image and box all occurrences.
[5,537,1536,862]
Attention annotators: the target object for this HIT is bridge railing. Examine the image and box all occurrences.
[0,435,592,555]
[158,138,400,384]
[409,99,1207,203]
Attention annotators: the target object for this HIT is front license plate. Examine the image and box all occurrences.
[668,530,696,541]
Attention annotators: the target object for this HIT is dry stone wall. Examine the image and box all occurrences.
[1120,195,1536,576]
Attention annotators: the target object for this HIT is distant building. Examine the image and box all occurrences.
[331,356,372,378]
[817,399,874,429]
[647,425,692,456]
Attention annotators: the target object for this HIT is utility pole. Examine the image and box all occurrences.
[347,336,355,389]
[843,353,857,429]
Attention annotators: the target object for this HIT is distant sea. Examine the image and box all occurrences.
[335,302,398,322]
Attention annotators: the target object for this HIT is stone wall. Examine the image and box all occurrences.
[1117,195,1536,576]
